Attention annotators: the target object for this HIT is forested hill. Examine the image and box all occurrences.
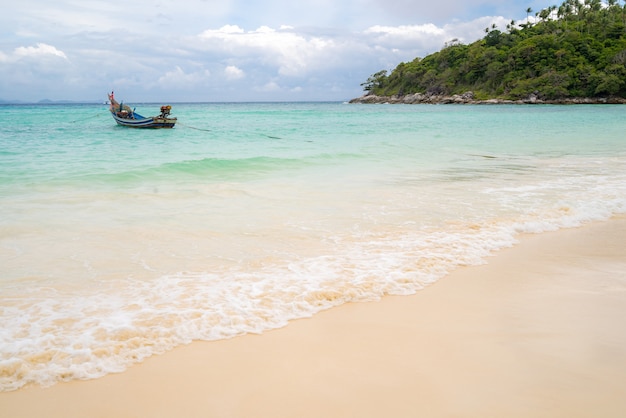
[353,1,626,103]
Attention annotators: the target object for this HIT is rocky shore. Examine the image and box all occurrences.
[349,91,626,105]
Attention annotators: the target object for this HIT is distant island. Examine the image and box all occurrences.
[0,99,103,105]
[351,0,626,104]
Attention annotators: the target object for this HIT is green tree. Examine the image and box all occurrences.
[360,70,388,92]
[359,0,626,100]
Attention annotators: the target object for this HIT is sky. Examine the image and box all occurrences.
[0,0,550,102]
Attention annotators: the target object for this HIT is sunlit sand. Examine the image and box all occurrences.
[2,217,625,417]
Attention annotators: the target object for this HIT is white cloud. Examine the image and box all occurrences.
[224,65,244,80]
[364,24,448,51]
[157,66,211,88]
[196,25,341,77]
[443,16,513,43]
[364,16,513,51]
[200,25,245,36]
[14,43,68,60]
[255,81,281,92]
[365,24,445,37]
[0,0,537,101]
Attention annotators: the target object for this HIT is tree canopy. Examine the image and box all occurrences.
[361,0,626,100]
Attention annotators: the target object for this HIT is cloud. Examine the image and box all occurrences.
[360,0,543,24]
[201,24,245,36]
[157,66,211,88]
[364,24,447,51]
[0,43,71,92]
[224,65,244,80]
[364,15,513,51]
[196,25,343,77]
[366,24,445,37]
[13,43,68,60]
[255,80,281,92]
[0,0,539,101]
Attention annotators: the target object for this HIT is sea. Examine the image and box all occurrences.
[1,102,625,391]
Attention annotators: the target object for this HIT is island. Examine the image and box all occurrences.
[351,0,626,104]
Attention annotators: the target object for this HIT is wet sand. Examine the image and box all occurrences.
[2,217,626,417]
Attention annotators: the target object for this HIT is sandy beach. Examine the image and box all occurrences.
[2,217,626,418]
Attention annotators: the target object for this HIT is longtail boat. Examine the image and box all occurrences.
[107,92,177,128]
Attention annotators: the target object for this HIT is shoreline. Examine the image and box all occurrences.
[349,92,626,105]
[2,217,626,417]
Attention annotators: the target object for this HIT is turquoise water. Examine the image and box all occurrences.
[1,102,625,391]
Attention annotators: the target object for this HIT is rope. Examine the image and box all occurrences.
[175,122,282,138]
[70,113,102,123]
[176,121,211,132]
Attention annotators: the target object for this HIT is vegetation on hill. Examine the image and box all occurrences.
[360,0,626,100]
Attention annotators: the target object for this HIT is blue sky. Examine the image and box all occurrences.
[0,1,549,102]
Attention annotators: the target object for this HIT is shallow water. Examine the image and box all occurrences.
[1,102,625,391]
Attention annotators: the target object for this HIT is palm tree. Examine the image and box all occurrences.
[558,4,570,30]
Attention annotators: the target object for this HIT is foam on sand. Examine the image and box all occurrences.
[2,217,625,417]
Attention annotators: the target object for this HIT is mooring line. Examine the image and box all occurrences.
[70,113,102,123]
[176,121,212,132]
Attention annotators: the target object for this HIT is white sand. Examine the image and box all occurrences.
[2,217,626,417]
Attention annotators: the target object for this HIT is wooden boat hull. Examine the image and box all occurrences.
[111,112,177,128]
[108,92,177,128]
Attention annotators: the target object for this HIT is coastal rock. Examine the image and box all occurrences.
[349,92,482,105]
[349,93,626,105]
